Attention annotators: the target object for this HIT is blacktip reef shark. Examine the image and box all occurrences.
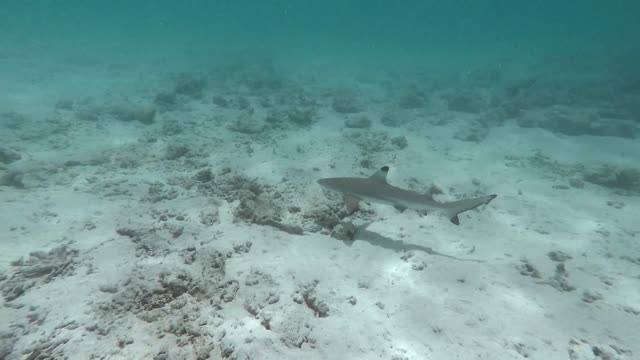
[317,166,496,225]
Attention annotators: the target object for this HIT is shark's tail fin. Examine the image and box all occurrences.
[442,194,497,225]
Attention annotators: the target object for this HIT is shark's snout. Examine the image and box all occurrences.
[317,178,332,189]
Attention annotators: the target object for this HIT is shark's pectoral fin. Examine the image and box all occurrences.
[393,204,408,212]
[343,194,360,214]
[450,215,460,225]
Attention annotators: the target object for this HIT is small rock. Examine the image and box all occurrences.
[194,168,213,182]
[569,178,584,188]
[391,136,408,149]
[199,208,219,226]
[286,108,315,126]
[380,114,407,127]
[109,105,156,125]
[606,200,625,209]
[165,144,189,160]
[548,251,572,262]
[174,75,207,97]
[212,95,229,107]
[330,222,358,241]
[345,116,371,129]
[581,290,603,303]
[117,335,134,348]
[332,96,360,114]
[55,100,74,110]
[448,93,485,113]
[154,92,178,109]
[516,260,542,279]
[0,146,21,164]
[227,114,264,134]
[397,93,425,109]
[98,284,119,293]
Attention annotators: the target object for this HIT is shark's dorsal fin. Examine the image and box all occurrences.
[369,166,389,183]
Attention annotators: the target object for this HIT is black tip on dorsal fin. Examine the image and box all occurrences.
[369,166,390,183]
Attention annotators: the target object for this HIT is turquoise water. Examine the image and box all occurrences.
[3,1,639,70]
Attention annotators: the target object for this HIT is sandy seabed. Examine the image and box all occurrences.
[1,58,639,360]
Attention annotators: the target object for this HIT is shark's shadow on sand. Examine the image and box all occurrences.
[342,223,485,263]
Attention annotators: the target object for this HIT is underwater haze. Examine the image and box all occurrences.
[1,1,639,359]
[3,1,640,69]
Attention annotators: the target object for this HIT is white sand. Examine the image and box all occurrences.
[1,57,639,360]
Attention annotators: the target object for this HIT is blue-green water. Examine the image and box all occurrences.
[3,1,639,69]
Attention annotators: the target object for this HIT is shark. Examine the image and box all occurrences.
[317,166,497,225]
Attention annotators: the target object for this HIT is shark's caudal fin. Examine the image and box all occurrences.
[442,194,497,225]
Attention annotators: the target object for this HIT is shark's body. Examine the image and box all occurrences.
[317,166,496,225]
